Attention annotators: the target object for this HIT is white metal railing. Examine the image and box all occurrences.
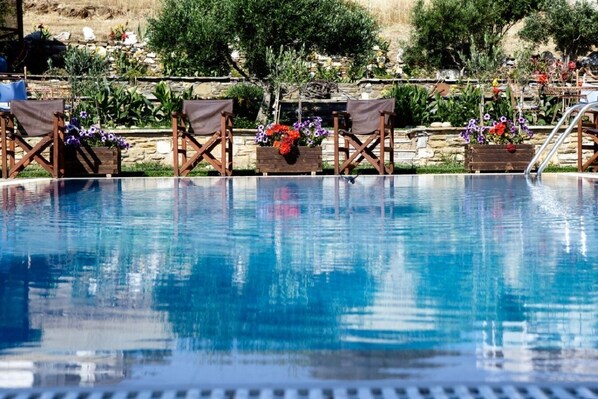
[525,101,598,175]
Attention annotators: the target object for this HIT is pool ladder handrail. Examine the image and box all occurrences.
[525,101,598,175]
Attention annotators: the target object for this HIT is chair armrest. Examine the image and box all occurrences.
[380,110,396,117]
[221,111,234,118]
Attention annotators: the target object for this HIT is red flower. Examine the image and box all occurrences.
[538,73,548,85]
[490,122,506,136]
[568,61,576,71]
[492,86,501,95]
[506,143,517,153]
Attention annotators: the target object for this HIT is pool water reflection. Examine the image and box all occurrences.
[1,175,598,388]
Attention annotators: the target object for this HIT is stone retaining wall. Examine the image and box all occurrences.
[117,126,583,171]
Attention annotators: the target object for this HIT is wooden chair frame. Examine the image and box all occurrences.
[172,109,233,177]
[1,109,65,179]
[333,107,395,175]
[576,110,598,172]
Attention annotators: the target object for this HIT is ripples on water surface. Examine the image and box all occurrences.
[1,175,598,388]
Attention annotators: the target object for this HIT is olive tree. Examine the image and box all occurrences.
[149,0,378,78]
[405,0,540,71]
[148,0,379,121]
[519,0,598,59]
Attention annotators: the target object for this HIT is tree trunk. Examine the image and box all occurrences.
[257,86,273,125]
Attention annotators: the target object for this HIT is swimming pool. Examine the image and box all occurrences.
[1,175,597,388]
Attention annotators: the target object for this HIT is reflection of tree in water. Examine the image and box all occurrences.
[403,176,598,361]
[156,178,382,352]
[154,249,376,352]
[0,257,42,351]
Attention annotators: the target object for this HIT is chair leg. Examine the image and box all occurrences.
[333,124,340,175]
[1,117,7,179]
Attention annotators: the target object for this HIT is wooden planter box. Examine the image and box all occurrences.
[65,146,121,176]
[465,144,535,172]
[256,146,323,175]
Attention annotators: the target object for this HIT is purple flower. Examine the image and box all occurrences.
[483,113,491,121]
[62,110,129,150]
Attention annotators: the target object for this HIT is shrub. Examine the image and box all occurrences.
[223,83,264,126]
[519,0,598,59]
[384,84,430,127]
[148,0,378,79]
[152,81,195,125]
[64,46,109,110]
[429,85,485,127]
[405,0,539,70]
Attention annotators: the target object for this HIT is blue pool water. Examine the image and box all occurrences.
[1,175,598,388]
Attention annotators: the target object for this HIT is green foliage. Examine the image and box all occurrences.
[535,95,561,125]
[406,0,539,70]
[63,46,109,109]
[148,0,378,79]
[429,85,483,126]
[64,46,108,77]
[78,83,154,128]
[266,46,312,91]
[113,50,148,79]
[147,0,232,76]
[152,81,196,126]
[385,84,430,127]
[519,0,598,58]
[460,35,505,80]
[313,65,344,82]
[224,83,264,125]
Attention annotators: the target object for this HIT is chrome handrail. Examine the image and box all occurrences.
[525,102,598,175]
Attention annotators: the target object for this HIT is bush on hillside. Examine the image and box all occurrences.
[404,0,540,72]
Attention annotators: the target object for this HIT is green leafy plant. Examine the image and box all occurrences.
[78,83,153,128]
[113,49,148,79]
[63,46,109,110]
[224,83,264,127]
[152,81,195,126]
[385,84,430,127]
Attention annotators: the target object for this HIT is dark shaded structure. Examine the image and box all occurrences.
[0,0,23,72]
[0,0,23,41]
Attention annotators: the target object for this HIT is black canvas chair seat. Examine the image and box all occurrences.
[333,98,395,175]
[1,99,65,179]
[172,100,233,176]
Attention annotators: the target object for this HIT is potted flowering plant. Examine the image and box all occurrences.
[63,111,130,176]
[461,114,535,172]
[255,116,328,174]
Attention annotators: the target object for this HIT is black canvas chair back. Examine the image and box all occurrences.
[11,99,63,136]
[172,99,234,176]
[184,100,233,135]
[347,99,395,134]
[333,98,395,175]
[1,99,65,179]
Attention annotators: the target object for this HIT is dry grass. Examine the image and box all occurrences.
[355,0,414,25]
[24,0,414,41]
